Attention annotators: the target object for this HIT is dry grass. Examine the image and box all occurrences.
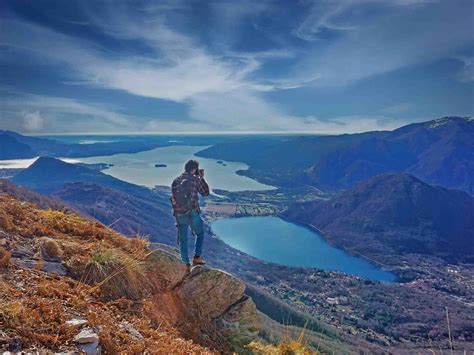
[248,328,315,355]
[0,194,210,353]
[0,246,12,268]
[0,211,14,231]
[248,340,315,355]
[39,237,63,260]
[35,257,45,271]
[81,248,151,300]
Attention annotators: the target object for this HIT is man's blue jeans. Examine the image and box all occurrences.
[175,210,204,264]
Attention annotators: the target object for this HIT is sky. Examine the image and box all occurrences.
[0,0,473,134]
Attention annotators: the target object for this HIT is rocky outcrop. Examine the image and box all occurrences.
[146,245,260,352]
[0,192,259,353]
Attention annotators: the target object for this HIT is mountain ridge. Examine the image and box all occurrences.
[0,133,37,159]
[11,157,176,242]
[282,172,474,263]
[197,116,474,194]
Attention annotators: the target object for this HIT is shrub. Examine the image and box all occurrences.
[39,237,62,260]
[247,328,315,354]
[82,248,150,300]
[0,246,11,268]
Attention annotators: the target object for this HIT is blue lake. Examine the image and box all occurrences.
[75,145,275,192]
[211,216,396,283]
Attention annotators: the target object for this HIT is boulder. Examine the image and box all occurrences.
[145,249,188,290]
[74,328,99,344]
[147,247,260,352]
[74,328,100,355]
[175,266,246,319]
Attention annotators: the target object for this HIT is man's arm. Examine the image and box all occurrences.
[196,177,210,196]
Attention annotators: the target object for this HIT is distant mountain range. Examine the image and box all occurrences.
[0,130,170,159]
[282,173,474,263]
[13,157,138,194]
[0,130,253,160]
[0,133,37,159]
[11,157,175,241]
[197,117,474,194]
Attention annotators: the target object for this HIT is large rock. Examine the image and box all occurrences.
[145,249,188,290]
[175,266,246,318]
[12,258,68,276]
[215,296,260,352]
[146,247,260,352]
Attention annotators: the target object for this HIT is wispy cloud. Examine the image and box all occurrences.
[0,0,472,133]
[0,4,311,132]
[293,0,473,87]
[454,56,474,82]
[294,0,436,42]
[0,92,136,133]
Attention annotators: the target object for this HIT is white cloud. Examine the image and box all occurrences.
[293,0,473,87]
[294,0,437,42]
[455,56,474,82]
[0,15,274,101]
[0,92,138,133]
[0,90,414,134]
[0,1,471,133]
[21,111,45,132]
[0,9,308,132]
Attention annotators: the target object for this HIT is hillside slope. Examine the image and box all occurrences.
[11,157,175,242]
[53,182,176,242]
[282,173,474,263]
[0,193,260,353]
[12,156,142,195]
[304,117,474,193]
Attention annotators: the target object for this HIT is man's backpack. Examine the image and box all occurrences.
[170,175,194,215]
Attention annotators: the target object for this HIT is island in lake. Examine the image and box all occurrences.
[155,163,167,168]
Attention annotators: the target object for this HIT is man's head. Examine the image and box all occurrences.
[184,159,199,174]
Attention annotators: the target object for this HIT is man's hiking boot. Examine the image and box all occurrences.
[192,256,206,265]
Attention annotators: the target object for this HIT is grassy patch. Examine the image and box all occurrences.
[82,248,150,300]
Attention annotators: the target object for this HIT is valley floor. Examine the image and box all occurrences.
[201,188,474,353]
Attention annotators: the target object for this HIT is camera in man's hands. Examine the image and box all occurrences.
[195,168,204,177]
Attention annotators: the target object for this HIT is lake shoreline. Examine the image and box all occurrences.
[209,215,397,283]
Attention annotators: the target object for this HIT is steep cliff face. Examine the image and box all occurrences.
[0,193,259,353]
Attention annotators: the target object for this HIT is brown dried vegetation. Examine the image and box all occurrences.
[248,328,315,355]
[0,194,209,353]
[82,248,151,300]
[38,237,63,260]
[0,246,11,268]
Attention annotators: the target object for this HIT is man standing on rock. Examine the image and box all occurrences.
[171,159,210,268]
